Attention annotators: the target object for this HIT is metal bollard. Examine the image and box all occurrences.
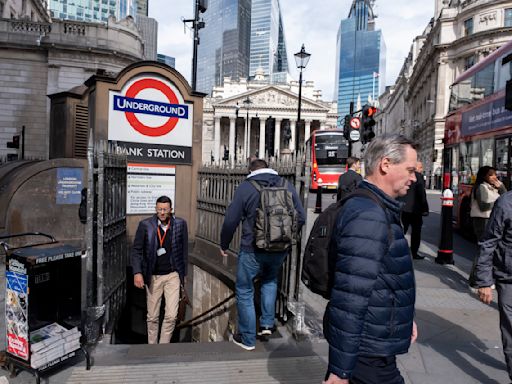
[314,185,323,213]
[436,188,454,265]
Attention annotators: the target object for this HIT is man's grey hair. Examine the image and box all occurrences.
[364,135,419,176]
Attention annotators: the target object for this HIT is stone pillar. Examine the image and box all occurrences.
[247,117,251,159]
[229,117,235,165]
[305,120,311,143]
[214,116,221,163]
[290,120,296,151]
[259,117,266,159]
[274,118,281,157]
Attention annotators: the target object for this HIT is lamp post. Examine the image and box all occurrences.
[294,44,311,154]
[243,96,252,160]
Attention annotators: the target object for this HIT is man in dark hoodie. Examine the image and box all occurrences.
[220,159,305,351]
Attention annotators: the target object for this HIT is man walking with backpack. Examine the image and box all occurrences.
[324,135,418,384]
[220,159,305,351]
[336,156,363,201]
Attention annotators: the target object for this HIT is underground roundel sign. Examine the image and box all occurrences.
[108,74,193,150]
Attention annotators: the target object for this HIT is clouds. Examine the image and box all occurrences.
[150,1,434,101]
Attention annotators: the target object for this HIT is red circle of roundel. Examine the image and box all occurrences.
[125,78,180,137]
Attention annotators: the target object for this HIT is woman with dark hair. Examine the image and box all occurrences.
[469,166,506,286]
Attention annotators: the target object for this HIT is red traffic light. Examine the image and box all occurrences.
[363,105,377,117]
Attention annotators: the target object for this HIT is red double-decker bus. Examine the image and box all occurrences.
[443,40,512,235]
[307,129,348,191]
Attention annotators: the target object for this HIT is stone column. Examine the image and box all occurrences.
[290,120,296,151]
[259,117,266,159]
[229,117,236,165]
[274,118,281,157]
[214,116,221,163]
[247,117,251,159]
[305,120,312,143]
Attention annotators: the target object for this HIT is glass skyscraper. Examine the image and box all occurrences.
[196,0,252,94]
[197,0,289,94]
[334,0,386,117]
[249,0,288,82]
[48,0,137,23]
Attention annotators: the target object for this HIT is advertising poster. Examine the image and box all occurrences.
[127,163,176,214]
[6,269,29,360]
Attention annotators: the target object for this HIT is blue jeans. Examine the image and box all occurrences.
[236,250,287,346]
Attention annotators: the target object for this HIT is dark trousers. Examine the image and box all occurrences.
[497,283,512,381]
[325,356,404,384]
[402,212,422,257]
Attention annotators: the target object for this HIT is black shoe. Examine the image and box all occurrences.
[232,334,255,351]
[412,254,425,260]
[257,326,275,337]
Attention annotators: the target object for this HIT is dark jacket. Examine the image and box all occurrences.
[131,215,188,284]
[399,171,428,214]
[220,170,306,252]
[336,169,363,201]
[325,181,416,380]
[475,191,512,287]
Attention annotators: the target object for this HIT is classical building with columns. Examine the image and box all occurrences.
[377,0,512,187]
[202,73,338,164]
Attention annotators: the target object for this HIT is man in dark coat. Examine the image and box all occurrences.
[336,156,363,201]
[399,161,429,260]
[131,195,188,344]
[220,159,305,351]
[324,135,418,384]
[475,191,512,382]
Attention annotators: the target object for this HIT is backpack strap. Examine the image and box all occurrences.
[249,179,262,192]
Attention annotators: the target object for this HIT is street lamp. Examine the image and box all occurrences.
[243,96,252,160]
[294,44,311,154]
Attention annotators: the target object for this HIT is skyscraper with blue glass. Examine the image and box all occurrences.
[48,0,137,23]
[249,0,289,83]
[196,0,252,94]
[334,0,386,117]
[197,0,289,94]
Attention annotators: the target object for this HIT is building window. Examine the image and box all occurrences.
[464,17,474,36]
[464,55,476,70]
[506,9,512,27]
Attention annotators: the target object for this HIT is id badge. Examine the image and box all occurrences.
[157,248,166,257]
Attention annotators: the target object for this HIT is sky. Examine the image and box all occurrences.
[149,1,435,101]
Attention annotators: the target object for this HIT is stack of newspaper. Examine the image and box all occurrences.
[29,323,81,369]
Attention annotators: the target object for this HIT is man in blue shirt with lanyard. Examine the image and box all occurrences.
[131,195,188,344]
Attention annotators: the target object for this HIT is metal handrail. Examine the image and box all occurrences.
[0,232,57,253]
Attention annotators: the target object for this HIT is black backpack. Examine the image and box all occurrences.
[301,188,390,299]
[250,179,298,252]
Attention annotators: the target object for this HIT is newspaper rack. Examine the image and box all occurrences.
[0,233,91,384]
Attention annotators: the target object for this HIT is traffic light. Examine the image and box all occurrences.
[361,105,377,144]
[343,115,350,140]
[7,134,20,149]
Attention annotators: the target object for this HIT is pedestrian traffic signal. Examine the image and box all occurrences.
[361,105,377,144]
[7,135,20,149]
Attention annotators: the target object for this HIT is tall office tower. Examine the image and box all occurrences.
[249,0,289,84]
[334,0,386,117]
[137,15,158,60]
[48,0,137,23]
[196,0,252,94]
[136,0,148,16]
[157,53,175,68]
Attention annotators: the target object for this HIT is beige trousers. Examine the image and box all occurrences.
[146,272,180,344]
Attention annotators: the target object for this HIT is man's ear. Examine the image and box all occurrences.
[380,157,390,174]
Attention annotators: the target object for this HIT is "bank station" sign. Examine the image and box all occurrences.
[108,75,193,164]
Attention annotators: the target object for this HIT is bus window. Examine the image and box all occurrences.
[481,138,494,167]
[495,137,510,189]
[459,142,479,184]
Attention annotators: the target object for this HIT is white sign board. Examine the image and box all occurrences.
[108,75,193,164]
[127,163,176,214]
[349,130,360,141]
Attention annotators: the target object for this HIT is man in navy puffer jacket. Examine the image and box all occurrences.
[324,135,418,384]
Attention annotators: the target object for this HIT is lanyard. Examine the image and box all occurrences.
[157,225,169,248]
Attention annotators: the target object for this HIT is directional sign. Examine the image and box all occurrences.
[350,117,361,129]
[349,130,360,141]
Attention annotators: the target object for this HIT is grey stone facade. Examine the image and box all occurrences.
[0,16,144,161]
